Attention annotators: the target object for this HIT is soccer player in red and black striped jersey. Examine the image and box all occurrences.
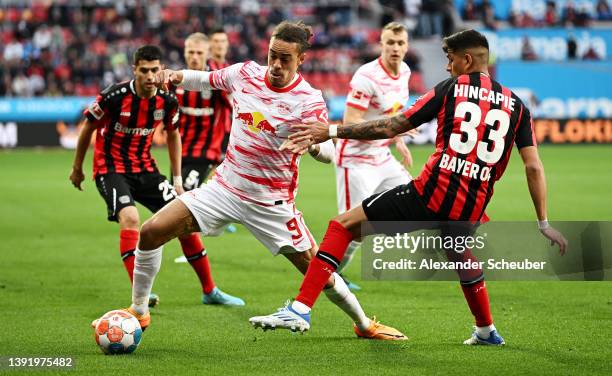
[252,29,568,345]
[174,32,232,190]
[208,28,233,157]
[70,45,242,310]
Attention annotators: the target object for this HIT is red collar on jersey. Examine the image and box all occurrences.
[264,69,303,93]
[377,57,401,80]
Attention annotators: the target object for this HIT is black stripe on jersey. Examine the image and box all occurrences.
[499,95,523,164]
[459,78,504,220]
[120,95,141,172]
[137,96,157,172]
[437,74,482,219]
[421,82,457,205]
[186,91,204,156]
[200,90,218,155]
[104,95,123,173]
[476,173,495,220]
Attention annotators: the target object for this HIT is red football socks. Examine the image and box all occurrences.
[295,220,354,308]
[179,234,215,294]
[461,280,493,327]
[119,229,139,282]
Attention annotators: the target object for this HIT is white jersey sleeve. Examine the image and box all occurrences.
[345,71,375,111]
[179,63,244,93]
[208,63,244,93]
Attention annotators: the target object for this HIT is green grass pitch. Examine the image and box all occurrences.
[0,145,611,375]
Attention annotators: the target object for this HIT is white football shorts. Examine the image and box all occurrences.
[336,157,412,214]
[178,180,316,255]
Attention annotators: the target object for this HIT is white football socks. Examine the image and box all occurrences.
[290,300,311,315]
[324,272,370,331]
[337,241,361,274]
[131,245,163,315]
[476,324,496,338]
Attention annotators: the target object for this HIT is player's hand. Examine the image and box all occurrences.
[155,69,183,91]
[174,184,185,196]
[288,121,330,146]
[540,226,568,256]
[279,138,311,155]
[395,137,413,168]
[70,167,85,191]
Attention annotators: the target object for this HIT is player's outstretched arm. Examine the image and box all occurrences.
[70,119,96,191]
[158,69,216,93]
[337,113,414,140]
[285,113,414,154]
[519,146,568,255]
[155,69,184,91]
[166,128,184,195]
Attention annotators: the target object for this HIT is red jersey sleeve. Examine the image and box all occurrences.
[515,104,536,149]
[402,78,454,127]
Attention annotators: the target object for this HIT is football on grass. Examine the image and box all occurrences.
[94,310,142,355]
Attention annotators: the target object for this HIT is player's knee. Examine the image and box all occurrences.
[139,218,165,249]
[118,208,140,229]
[332,212,361,238]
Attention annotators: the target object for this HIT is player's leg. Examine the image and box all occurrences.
[335,166,378,289]
[297,184,424,307]
[243,201,406,339]
[137,173,244,306]
[250,183,427,336]
[117,207,140,279]
[95,174,139,281]
[441,224,504,345]
[241,202,369,333]
[95,174,145,283]
[91,174,155,328]
[128,198,199,320]
[282,249,374,335]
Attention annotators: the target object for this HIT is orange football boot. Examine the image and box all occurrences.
[354,317,408,340]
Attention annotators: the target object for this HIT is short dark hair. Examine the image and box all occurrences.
[209,27,226,36]
[443,29,489,52]
[133,45,163,65]
[272,20,313,54]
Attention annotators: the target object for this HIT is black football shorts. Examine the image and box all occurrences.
[95,172,177,222]
[173,159,217,191]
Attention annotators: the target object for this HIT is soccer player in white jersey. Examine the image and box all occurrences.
[107,21,406,340]
[335,22,414,284]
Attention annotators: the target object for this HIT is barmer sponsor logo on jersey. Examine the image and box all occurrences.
[236,111,276,135]
[113,122,155,136]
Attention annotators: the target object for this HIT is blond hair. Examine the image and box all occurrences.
[382,21,407,34]
[185,32,208,45]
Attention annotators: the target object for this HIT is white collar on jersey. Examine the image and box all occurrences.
[129,80,158,97]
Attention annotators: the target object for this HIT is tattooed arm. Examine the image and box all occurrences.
[283,113,416,154]
[337,113,414,140]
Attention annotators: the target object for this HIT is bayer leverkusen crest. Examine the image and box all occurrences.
[153,109,165,121]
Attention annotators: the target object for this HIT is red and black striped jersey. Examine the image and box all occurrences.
[84,80,179,177]
[175,59,232,163]
[208,60,233,135]
[403,72,536,222]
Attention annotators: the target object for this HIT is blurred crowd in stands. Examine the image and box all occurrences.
[0,0,610,98]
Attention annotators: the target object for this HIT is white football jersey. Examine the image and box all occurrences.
[204,61,328,204]
[337,58,411,168]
